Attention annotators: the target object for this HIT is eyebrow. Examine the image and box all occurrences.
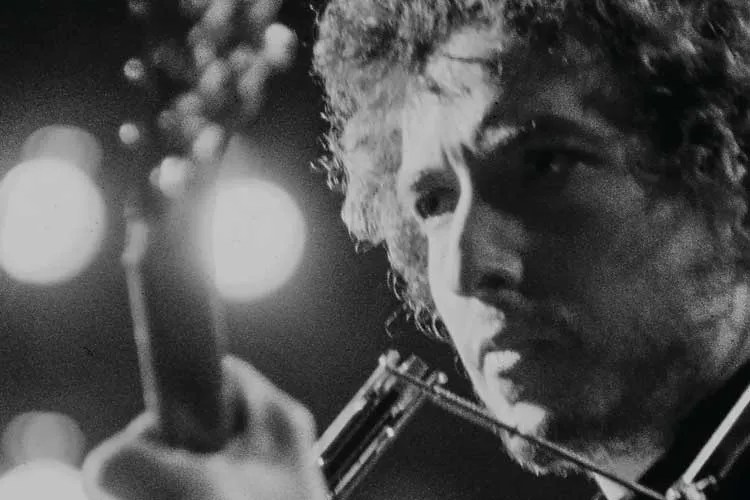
[476,113,615,155]
[422,52,502,98]
[398,113,612,197]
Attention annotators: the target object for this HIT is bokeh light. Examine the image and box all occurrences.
[21,125,102,177]
[2,412,85,467]
[0,461,86,500]
[200,177,306,301]
[0,157,106,284]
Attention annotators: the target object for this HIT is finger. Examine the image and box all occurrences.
[83,413,214,500]
[221,356,318,464]
[262,390,318,465]
[82,413,159,500]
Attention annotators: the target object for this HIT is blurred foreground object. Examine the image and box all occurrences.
[0,411,87,500]
[2,411,85,467]
[0,461,86,500]
[0,126,106,284]
[198,176,306,302]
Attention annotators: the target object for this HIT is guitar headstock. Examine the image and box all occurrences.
[117,0,298,452]
[120,0,297,197]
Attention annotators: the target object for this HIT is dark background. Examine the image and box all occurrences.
[0,1,592,498]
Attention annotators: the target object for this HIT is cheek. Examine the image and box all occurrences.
[426,242,444,311]
[427,261,468,350]
[575,228,721,360]
[577,270,671,355]
[426,245,485,371]
[426,233,455,322]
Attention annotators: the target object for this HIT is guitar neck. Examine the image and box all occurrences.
[121,0,231,453]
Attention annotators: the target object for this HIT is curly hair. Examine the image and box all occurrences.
[312,0,750,339]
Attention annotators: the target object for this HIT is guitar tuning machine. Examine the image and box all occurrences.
[124,57,149,86]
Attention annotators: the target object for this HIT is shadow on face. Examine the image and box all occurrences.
[396,25,750,471]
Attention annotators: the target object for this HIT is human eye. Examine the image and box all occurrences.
[402,168,459,223]
[522,148,598,191]
[413,185,457,221]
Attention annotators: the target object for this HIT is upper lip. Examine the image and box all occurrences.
[486,288,533,316]
[476,289,528,371]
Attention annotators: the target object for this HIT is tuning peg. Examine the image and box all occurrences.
[200,0,241,51]
[198,59,234,114]
[123,57,149,87]
[236,56,271,120]
[263,23,297,71]
[228,44,259,74]
[149,156,193,199]
[191,123,227,167]
[119,122,146,149]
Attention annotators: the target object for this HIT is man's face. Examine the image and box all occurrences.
[397,28,749,470]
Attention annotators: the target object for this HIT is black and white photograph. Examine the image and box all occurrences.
[0,1,748,499]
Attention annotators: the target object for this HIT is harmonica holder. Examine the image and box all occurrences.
[313,351,446,499]
[315,350,670,500]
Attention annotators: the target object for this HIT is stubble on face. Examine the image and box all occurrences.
[404,27,750,475]
[484,202,749,476]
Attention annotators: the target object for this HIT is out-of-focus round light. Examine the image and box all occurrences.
[118,122,142,147]
[200,178,306,301]
[2,412,85,467]
[264,23,298,70]
[21,126,102,177]
[0,158,106,284]
[0,460,86,500]
[149,156,191,199]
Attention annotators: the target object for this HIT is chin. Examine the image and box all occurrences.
[483,398,562,474]
[485,396,607,476]
[502,434,581,476]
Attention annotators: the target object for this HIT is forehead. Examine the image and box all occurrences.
[399,27,631,175]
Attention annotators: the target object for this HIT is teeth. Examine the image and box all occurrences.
[484,350,521,371]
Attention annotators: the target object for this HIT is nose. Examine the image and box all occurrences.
[440,187,528,301]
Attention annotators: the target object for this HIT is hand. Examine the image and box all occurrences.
[82,356,328,500]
